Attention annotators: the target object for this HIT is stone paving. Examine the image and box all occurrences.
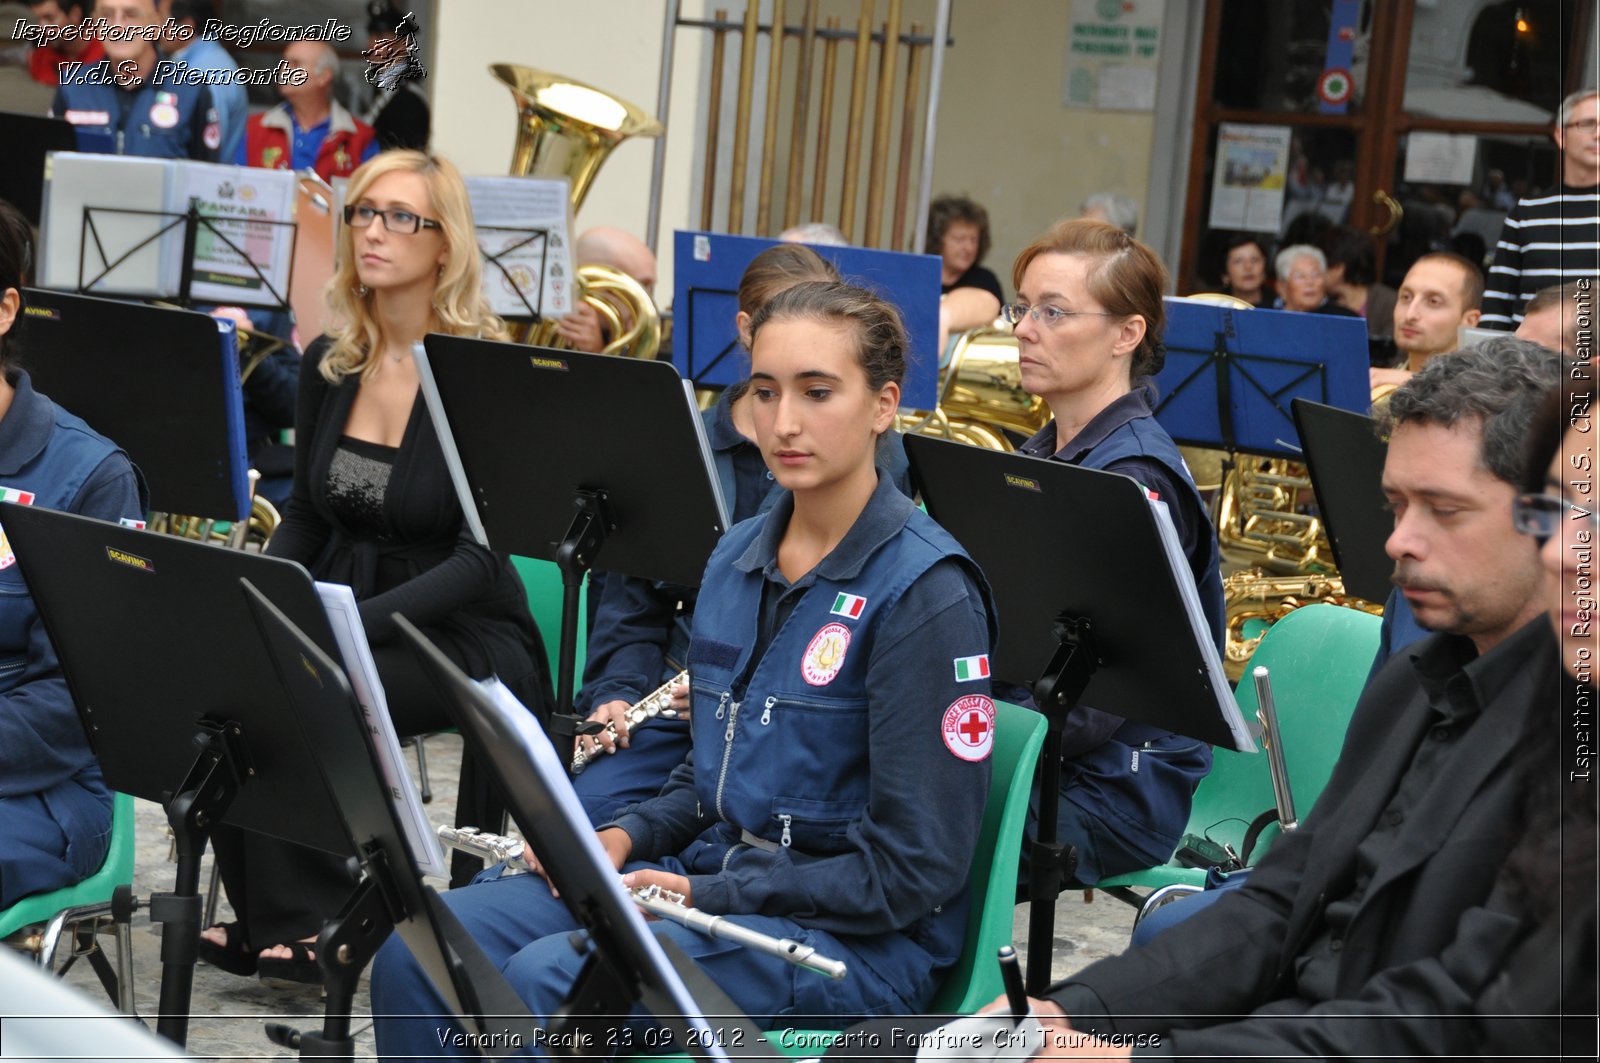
[45,733,1136,1060]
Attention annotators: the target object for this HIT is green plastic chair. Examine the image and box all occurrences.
[645,699,1047,1060]
[1095,604,1381,903]
[0,791,136,1012]
[928,699,1047,1013]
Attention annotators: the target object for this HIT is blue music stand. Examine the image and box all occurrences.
[670,231,942,410]
[1150,300,1370,458]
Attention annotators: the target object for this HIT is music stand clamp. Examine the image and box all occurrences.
[1023,615,1094,996]
[149,718,253,1047]
[549,489,614,751]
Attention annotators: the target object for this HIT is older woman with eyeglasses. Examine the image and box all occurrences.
[1002,219,1225,887]
[199,150,550,986]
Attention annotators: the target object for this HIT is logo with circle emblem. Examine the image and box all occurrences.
[941,695,995,762]
[800,622,851,686]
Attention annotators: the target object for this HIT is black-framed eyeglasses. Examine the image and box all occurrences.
[1563,117,1599,132]
[343,204,442,235]
[1512,492,1598,541]
[1000,302,1116,328]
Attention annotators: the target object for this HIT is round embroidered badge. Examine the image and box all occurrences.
[800,622,851,686]
[942,695,995,762]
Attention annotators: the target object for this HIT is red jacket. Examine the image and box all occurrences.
[243,101,375,181]
[29,39,105,85]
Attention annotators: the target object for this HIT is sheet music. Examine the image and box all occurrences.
[39,154,294,306]
[167,161,296,307]
[315,581,449,879]
[40,152,174,295]
[464,175,574,318]
[1145,497,1254,751]
[472,676,730,1060]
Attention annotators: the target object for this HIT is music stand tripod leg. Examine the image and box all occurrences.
[149,719,253,1048]
[1023,616,1096,996]
[266,866,396,1058]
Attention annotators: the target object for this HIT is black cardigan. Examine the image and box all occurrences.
[266,336,545,704]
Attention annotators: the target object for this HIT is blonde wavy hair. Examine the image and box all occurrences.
[322,150,507,383]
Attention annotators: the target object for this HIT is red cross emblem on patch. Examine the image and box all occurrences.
[941,694,994,762]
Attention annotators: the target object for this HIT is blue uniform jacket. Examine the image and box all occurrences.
[52,62,218,159]
[611,474,995,982]
[1019,388,1225,873]
[0,369,148,902]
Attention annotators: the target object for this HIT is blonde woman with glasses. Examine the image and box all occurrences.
[200,151,551,986]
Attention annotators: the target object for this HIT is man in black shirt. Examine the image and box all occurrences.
[1019,337,1561,1059]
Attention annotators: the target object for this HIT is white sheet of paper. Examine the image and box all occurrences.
[40,152,175,296]
[315,581,448,879]
[1403,131,1478,186]
[464,175,574,318]
[167,161,297,307]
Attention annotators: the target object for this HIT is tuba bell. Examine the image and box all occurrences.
[492,65,663,358]
[492,64,663,213]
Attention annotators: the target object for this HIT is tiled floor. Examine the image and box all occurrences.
[44,732,1136,1060]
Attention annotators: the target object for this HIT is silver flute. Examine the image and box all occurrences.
[435,826,849,981]
[571,669,689,775]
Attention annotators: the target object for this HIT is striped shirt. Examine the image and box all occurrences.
[1481,184,1600,328]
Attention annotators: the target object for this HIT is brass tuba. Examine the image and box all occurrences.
[492,64,663,213]
[492,65,663,358]
[896,326,1049,453]
[542,263,661,359]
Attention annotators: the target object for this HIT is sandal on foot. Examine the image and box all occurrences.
[257,941,322,988]
[197,922,257,976]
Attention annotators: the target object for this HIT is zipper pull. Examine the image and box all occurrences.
[760,695,776,725]
[779,814,792,848]
[715,690,730,720]
[725,699,739,741]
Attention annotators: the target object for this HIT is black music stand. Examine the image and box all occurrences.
[20,289,250,520]
[904,436,1251,994]
[1,506,355,1048]
[0,110,76,226]
[1292,398,1392,604]
[416,336,728,748]
[397,617,775,1061]
[240,583,543,1059]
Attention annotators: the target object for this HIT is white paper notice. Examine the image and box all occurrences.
[1403,132,1477,186]
[465,175,575,319]
[1208,123,1292,233]
[315,581,448,879]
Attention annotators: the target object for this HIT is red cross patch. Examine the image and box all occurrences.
[941,694,994,762]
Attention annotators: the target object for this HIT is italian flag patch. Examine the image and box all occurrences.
[0,487,36,506]
[830,592,867,619]
[953,654,990,682]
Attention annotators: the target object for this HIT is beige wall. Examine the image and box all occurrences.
[932,0,1159,292]
[427,0,1165,297]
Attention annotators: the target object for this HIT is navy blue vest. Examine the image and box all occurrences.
[0,402,132,670]
[54,63,215,159]
[684,505,989,861]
